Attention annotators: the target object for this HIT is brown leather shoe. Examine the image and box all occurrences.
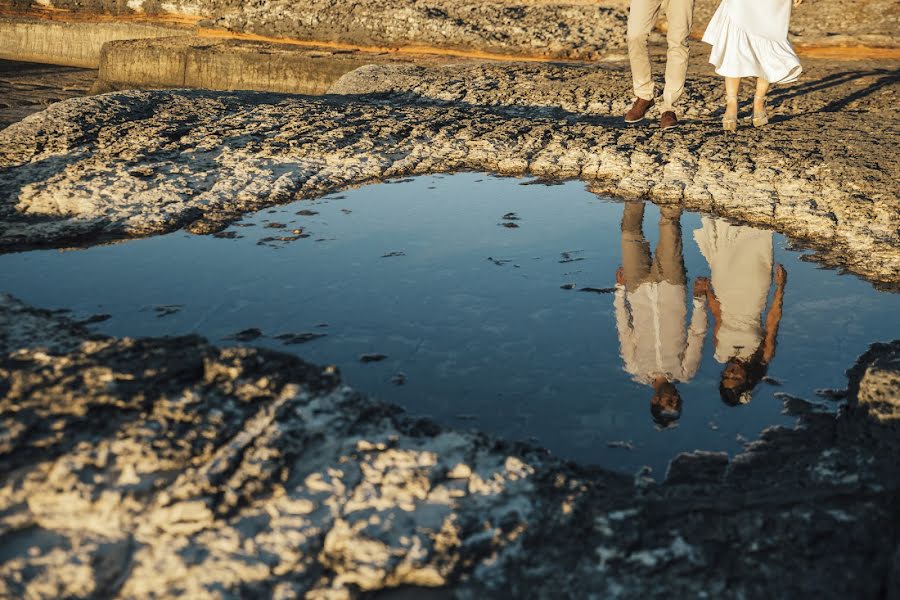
[624,98,653,123]
[660,111,678,129]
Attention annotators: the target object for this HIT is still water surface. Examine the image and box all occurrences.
[2,173,896,475]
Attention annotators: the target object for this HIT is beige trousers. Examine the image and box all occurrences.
[620,202,686,292]
[627,0,694,112]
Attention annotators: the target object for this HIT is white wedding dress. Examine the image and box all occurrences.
[702,0,802,84]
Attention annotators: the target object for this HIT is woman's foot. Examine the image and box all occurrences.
[722,95,738,131]
[752,94,769,127]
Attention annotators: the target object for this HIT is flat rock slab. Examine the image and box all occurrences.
[0,59,96,129]
[1,59,897,286]
[93,35,463,96]
[1,293,899,597]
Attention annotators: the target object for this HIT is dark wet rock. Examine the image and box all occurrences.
[275,332,327,345]
[519,178,565,186]
[579,286,615,294]
[391,372,407,386]
[258,235,304,245]
[296,209,319,216]
[382,251,406,258]
[264,222,287,228]
[558,250,585,264]
[360,353,388,363]
[663,450,729,485]
[76,313,112,325]
[762,375,783,386]
[816,387,849,401]
[499,222,519,229]
[1,294,899,597]
[560,283,576,290]
[0,60,96,129]
[224,327,263,341]
[488,257,512,266]
[777,392,833,415]
[501,212,519,221]
[212,230,241,239]
[143,304,183,318]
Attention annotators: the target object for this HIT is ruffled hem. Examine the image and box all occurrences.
[701,6,802,84]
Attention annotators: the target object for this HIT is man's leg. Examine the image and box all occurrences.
[660,0,694,113]
[652,205,687,286]
[628,0,663,103]
[621,202,652,292]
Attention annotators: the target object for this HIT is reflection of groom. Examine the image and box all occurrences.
[614,202,708,427]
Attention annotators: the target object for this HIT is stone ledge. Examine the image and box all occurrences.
[1,77,897,287]
[1,293,898,597]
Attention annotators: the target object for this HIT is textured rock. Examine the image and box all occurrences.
[1,294,899,598]
[92,35,454,96]
[5,0,898,59]
[0,15,193,68]
[0,59,95,129]
[1,59,897,286]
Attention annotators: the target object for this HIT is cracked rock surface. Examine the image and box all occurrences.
[7,0,898,57]
[1,294,899,598]
[1,59,898,286]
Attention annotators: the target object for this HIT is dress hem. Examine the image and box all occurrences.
[701,5,803,84]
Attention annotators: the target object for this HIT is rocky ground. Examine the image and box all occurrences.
[4,0,897,59]
[1,57,897,286]
[0,59,95,128]
[1,293,898,598]
[0,2,897,596]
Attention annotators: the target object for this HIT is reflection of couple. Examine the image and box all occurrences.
[614,202,786,426]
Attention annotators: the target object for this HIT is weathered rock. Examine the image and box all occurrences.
[1,294,899,598]
[92,35,442,96]
[1,59,897,286]
[5,0,898,61]
[0,59,96,129]
[0,15,193,68]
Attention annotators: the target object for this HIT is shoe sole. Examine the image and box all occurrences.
[624,116,645,124]
[660,123,678,129]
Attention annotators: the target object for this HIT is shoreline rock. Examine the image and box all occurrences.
[1,60,897,287]
[1,293,898,597]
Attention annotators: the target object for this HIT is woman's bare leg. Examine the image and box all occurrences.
[725,77,740,119]
[754,78,771,113]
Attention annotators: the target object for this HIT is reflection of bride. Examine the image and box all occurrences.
[693,218,786,405]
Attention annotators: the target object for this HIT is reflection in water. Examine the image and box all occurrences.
[614,202,708,428]
[695,217,785,406]
[1,174,893,475]
[614,205,786,425]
